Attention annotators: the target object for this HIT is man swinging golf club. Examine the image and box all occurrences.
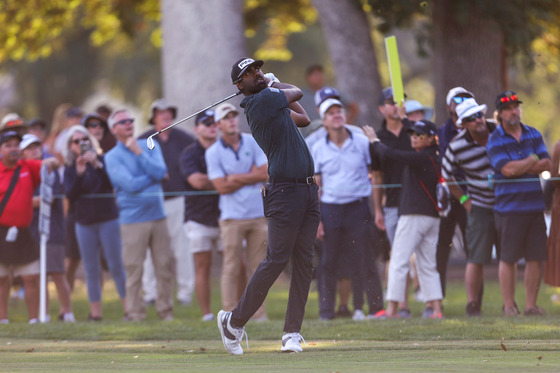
[217,57,320,354]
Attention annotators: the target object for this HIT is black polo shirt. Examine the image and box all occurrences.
[179,141,220,227]
[240,87,314,178]
[370,119,412,208]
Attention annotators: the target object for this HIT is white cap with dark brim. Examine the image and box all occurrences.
[319,98,344,119]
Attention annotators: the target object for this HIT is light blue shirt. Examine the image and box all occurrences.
[311,129,372,204]
[206,133,267,220]
[105,140,167,224]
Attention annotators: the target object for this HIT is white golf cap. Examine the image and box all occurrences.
[319,98,344,119]
[19,133,41,151]
[455,98,487,125]
[214,103,239,122]
[446,87,474,106]
[404,100,434,120]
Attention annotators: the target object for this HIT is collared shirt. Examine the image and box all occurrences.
[370,119,412,208]
[486,123,549,214]
[205,133,267,220]
[105,140,167,224]
[241,87,314,178]
[0,159,42,227]
[180,141,220,227]
[305,124,365,151]
[442,122,496,209]
[311,129,372,204]
[138,127,195,194]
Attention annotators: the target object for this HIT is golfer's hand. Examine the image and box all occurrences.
[363,125,378,143]
[264,72,279,86]
[125,137,142,155]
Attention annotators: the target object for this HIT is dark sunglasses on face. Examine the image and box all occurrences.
[115,118,134,126]
[452,96,471,104]
[199,119,216,127]
[410,132,425,139]
[72,137,90,145]
[86,121,101,128]
[464,112,484,122]
[500,94,518,103]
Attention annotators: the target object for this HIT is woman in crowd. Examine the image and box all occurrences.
[62,125,127,320]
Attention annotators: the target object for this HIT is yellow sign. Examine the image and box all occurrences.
[384,36,404,106]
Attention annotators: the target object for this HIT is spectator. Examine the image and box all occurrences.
[370,87,414,318]
[442,98,499,316]
[545,138,560,288]
[206,102,269,322]
[53,107,84,160]
[23,134,75,322]
[0,131,59,324]
[312,99,383,321]
[26,119,49,143]
[436,87,473,298]
[105,109,174,321]
[82,113,117,153]
[95,104,113,121]
[0,113,26,136]
[180,110,221,321]
[487,91,551,316]
[365,120,444,319]
[404,100,433,122]
[63,125,127,321]
[139,99,196,306]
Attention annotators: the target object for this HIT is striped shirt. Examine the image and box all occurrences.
[442,123,496,209]
[486,123,549,214]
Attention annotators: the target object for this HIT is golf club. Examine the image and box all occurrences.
[147,91,242,150]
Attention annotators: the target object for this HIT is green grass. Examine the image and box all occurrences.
[1,267,560,372]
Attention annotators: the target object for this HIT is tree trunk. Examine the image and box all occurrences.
[311,0,383,127]
[160,0,246,132]
[432,1,505,125]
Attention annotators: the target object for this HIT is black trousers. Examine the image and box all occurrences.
[436,198,467,296]
[231,181,320,333]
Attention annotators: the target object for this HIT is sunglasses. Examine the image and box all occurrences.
[464,112,484,122]
[86,121,102,128]
[199,119,216,127]
[383,100,397,106]
[72,137,90,145]
[410,133,425,139]
[452,96,471,104]
[115,118,134,126]
[499,94,518,103]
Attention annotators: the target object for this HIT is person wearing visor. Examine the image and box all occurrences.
[364,120,444,319]
[487,91,550,316]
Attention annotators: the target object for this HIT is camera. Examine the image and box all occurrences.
[79,142,89,155]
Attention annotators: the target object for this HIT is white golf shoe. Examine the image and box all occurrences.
[217,310,247,355]
[281,332,306,353]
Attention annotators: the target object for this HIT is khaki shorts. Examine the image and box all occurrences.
[0,259,40,277]
[184,220,222,254]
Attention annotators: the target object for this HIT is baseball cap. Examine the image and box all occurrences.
[214,103,238,122]
[81,113,108,129]
[495,91,523,111]
[406,119,438,136]
[0,113,25,132]
[231,57,264,84]
[0,130,23,146]
[148,99,177,125]
[19,133,41,150]
[195,109,216,126]
[27,118,47,129]
[66,107,84,118]
[445,87,474,106]
[319,98,344,119]
[378,87,407,105]
[455,98,487,125]
[404,100,434,120]
[314,86,340,107]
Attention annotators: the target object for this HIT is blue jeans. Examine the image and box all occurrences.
[75,218,126,302]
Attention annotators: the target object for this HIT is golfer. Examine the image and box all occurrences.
[218,58,320,354]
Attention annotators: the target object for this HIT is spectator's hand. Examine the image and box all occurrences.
[42,157,60,173]
[463,198,472,214]
[125,137,142,155]
[82,150,97,164]
[76,155,87,176]
[363,125,378,143]
[316,221,325,240]
[375,212,386,231]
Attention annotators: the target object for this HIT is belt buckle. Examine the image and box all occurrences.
[305,176,314,185]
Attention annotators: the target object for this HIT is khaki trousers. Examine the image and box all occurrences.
[121,219,174,321]
[219,217,268,320]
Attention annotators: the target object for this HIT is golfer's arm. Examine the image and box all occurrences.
[270,81,303,103]
[289,101,310,127]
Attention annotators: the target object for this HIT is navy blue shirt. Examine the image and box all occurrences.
[487,123,549,214]
[180,141,220,227]
[64,156,119,225]
[240,87,314,178]
[139,127,195,195]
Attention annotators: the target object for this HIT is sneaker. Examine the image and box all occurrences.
[503,303,520,317]
[466,301,481,317]
[29,318,38,324]
[397,308,412,319]
[217,310,247,355]
[88,314,102,322]
[0,319,9,324]
[281,332,305,353]
[62,312,76,323]
[430,312,444,319]
[336,305,352,318]
[524,305,546,316]
[367,309,392,320]
[352,309,365,321]
[202,313,215,322]
[421,307,434,319]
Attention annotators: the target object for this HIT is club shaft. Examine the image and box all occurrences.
[151,91,241,137]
